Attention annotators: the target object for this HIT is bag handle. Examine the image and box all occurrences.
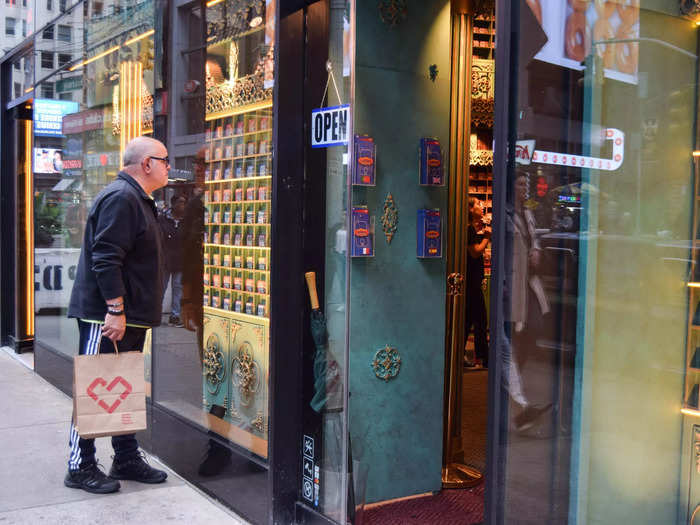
[96,331,120,355]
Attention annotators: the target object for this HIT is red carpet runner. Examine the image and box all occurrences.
[363,482,484,525]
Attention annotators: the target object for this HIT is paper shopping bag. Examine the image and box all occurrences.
[73,349,147,439]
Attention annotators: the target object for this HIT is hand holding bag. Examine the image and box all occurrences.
[73,337,147,438]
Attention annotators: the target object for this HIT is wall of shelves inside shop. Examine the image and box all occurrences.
[468,11,495,275]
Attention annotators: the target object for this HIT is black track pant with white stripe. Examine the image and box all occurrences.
[68,319,147,471]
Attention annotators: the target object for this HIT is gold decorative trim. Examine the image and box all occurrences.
[471,58,494,100]
[471,98,494,128]
[251,411,265,433]
[231,342,260,406]
[206,43,273,117]
[381,193,398,244]
[203,333,226,395]
[470,149,493,167]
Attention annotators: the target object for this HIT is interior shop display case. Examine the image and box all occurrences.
[472,12,495,60]
[201,0,274,459]
[468,11,494,276]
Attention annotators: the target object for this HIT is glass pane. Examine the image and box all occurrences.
[151,0,276,467]
[32,6,84,358]
[9,49,34,101]
[33,1,155,361]
[0,0,34,60]
[499,2,698,523]
[301,0,353,521]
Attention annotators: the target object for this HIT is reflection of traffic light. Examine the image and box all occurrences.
[536,176,548,197]
[139,38,154,70]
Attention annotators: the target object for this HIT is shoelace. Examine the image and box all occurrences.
[84,461,110,482]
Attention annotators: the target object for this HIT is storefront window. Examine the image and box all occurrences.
[495,2,699,523]
[148,3,277,509]
[32,1,155,360]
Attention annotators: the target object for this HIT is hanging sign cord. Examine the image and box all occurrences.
[319,60,343,108]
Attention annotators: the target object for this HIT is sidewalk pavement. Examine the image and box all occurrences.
[0,348,249,525]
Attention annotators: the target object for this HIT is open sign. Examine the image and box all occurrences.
[311,104,350,148]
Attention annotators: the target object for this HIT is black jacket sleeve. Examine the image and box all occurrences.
[91,192,139,300]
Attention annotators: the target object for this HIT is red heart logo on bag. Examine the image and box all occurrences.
[86,376,133,414]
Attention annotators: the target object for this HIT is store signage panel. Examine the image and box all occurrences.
[56,76,82,93]
[531,128,624,172]
[34,248,80,312]
[34,99,79,137]
[62,109,106,135]
[520,129,624,172]
[311,104,350,148]
[85,151,120,169]
[515,140,536,165]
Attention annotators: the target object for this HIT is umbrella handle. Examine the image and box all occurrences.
[305,271,320,310]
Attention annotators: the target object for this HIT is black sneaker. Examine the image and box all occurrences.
[169,315,184,328]
[64,462,121,494]
[109,452,168,484]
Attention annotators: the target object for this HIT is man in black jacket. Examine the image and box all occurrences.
[65,136,170,494]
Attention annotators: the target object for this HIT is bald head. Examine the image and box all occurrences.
[121,136,170,194]
[123,137,167,167]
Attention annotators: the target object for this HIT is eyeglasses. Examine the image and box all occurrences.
[149,155,170,166]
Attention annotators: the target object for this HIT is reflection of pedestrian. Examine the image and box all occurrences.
[512,175,549,335]
[179,148,233,476]
[64,194,87,248]
[65,137,170,493]
[159,195,186,327]
[504,174,551,431]
[180,149,205,344]
[465,197,491,368]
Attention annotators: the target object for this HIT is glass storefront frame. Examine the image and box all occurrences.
[9,1,696,524]
[0,1,355,524]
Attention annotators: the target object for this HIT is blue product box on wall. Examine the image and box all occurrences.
[419,137,444,186]
[353,135,376,185]
[417,208,442,258]
[351,206,374,257]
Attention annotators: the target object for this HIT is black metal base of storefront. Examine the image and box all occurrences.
[295,502,338,525]
[9,335,33,354]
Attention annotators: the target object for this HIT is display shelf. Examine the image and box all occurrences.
[206,153,272,162]
[204,243,271,250]
[208,129,273,141]
[468,13,495,276]
[204,100,273,121]
[205,175,272,184]
[202,60,274,456]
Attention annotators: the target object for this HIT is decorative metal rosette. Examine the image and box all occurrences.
[378,0,407,27]
[372,345,401,381]
[203,334,226,395]
[231,342,261,406]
